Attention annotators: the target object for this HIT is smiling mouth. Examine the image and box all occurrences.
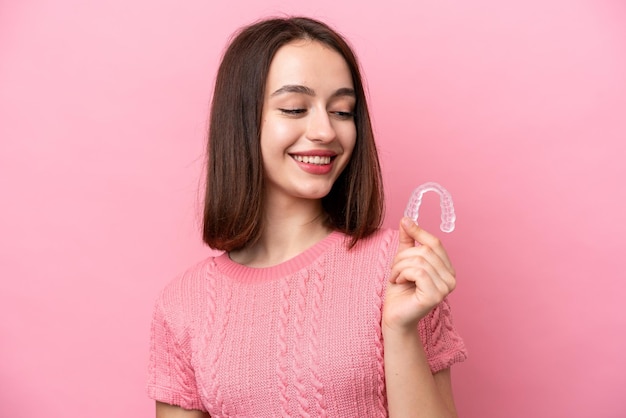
[291,155,333,165]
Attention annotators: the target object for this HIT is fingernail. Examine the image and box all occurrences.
[401,216,415,228]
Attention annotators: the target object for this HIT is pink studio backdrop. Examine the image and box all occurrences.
[1,0,625,417]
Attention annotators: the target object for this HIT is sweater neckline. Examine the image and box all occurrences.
[214,231,346,283]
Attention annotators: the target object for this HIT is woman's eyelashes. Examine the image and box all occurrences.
[277,108,354,119]
[331,110,354,120]
[278,108,307,116]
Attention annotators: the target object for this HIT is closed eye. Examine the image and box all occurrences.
[279,108,307,116]
[331,111,354,120]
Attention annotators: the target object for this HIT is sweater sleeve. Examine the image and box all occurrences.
[146,288,206,411]
[417,297,468,373]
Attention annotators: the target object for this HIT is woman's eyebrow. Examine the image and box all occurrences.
[270,85,355,98]
[271,84,315,97]
[331,87,356,99]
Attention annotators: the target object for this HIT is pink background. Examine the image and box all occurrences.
[1,0,625,417]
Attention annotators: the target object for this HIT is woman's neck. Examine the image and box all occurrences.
[229,198,332,268]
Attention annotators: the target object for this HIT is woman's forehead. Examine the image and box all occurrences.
[265,40,353,92]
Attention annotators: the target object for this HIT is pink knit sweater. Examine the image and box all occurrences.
[147,228,467,417]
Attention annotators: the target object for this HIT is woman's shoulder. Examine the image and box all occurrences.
[375,226,399,241]
[153,256,221,322]
[352,227,399,252]
[332,227,399,269]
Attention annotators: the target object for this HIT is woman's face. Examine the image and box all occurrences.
[259,40,356,206]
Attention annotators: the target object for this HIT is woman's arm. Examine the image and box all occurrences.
[383,326,457,418]
[156,402,210,418]
[383,218,460,417]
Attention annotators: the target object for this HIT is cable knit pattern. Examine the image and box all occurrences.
[147,229,468,417]
[308,264,326,418]
[277,276,291,418]
[198,260,217,409]
[205,272,232,417]
[373,230,393,417]
[293,271,311,417]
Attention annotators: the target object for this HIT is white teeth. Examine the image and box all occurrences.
[293,155,331,165]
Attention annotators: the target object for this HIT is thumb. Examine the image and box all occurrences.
[397,216,418,254]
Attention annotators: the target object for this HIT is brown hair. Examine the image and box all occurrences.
[202,16,384,251]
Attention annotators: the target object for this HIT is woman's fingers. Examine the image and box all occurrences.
[397,217,455,274]
[391,217,457,299]
[392,245,455,288]
[392,255,455,295]
[385,218,458,328]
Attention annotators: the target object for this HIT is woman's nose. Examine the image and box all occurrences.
[305,108,336,143]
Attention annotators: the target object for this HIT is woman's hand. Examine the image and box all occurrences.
[383,217,457,332]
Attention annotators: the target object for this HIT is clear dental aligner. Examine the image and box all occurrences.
[404,182,456,233]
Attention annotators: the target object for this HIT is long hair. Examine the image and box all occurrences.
[203,17,384,251]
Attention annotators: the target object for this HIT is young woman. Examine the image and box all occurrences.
[147,16,467,418]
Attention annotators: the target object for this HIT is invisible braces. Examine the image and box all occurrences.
[404,182,456,233]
